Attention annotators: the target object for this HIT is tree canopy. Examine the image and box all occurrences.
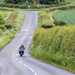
[5,0,65,4]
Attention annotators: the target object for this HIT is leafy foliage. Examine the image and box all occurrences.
[39,0,65,4]
[31,26,75,73]
[39,11,55,28]
[0,9,24,48]
[4,0,65,4]
[0,15,5,24]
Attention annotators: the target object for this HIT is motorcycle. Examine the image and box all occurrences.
[19,45,25,57]
[19,51,24,57]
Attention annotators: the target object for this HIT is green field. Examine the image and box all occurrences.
[53,9,75,24]
[38,9,75,27]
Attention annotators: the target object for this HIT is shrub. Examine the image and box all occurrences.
[0,29,3,35]
[39,11,55,27]
[5,24,13,29]
[31,26,75,73]
[54,20,66,26]
[0,15,5,24]
[0,25,6,30]
[41,24,53,29]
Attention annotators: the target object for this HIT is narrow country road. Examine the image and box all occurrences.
[0,11,75,75]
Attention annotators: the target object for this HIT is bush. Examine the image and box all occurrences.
[39,11,55,27]
[41,24,53,29]
[0,25,6,30]
[5,24,13,29]
[5,0,21,4]
[54,20,66,26]
[0,29,3,35]
[0,15,5,24]
[31,26,75,73]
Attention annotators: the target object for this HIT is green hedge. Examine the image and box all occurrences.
[0,3,73,9]
[31,26,75,73]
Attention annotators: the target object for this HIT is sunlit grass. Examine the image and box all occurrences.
[0,9,24,48]
[31,26,75,73]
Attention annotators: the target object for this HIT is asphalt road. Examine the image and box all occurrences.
[20,11,75,75]
[0,11,75,75]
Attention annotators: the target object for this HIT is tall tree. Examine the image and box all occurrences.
[5,0,22,4]
[39,0,64,4]
[32,0,37,7]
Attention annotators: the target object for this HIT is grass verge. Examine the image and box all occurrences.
[31,25,75,73]
[0,9,24,49]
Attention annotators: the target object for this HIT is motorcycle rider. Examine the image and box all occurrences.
[19,45,25,57]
